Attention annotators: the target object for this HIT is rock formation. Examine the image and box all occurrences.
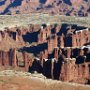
[0,0,90,16]
[0,23,90,84]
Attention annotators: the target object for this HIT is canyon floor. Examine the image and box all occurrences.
[0,70,89,90]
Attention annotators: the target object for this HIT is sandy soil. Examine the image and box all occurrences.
[0,70,90,90]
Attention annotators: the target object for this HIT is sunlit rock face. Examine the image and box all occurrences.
[70,0,83,3]
[45,0,54,5]
[70,0,83,7]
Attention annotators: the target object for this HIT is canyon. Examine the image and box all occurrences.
[0,14,90,85]
[0,0,90,89]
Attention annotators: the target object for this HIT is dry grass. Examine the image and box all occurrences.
[0,70,90,90]
[0,76,90,90]
[0,14,90,31]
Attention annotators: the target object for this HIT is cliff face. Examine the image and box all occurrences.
[0,28,32,71]
[0,0,90,16]
[0,23,90,84]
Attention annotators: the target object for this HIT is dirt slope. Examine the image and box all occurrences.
[0,70,90,90]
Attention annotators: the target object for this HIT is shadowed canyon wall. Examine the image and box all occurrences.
[0,24,90,84]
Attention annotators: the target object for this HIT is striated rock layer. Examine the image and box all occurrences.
[0,23,90,85]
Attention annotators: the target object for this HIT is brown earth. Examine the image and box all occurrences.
[0,70,90,90]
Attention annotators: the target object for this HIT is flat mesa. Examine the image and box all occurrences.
[0,14,90,30]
